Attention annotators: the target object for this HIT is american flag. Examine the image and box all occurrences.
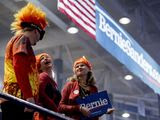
[57,0,96,40]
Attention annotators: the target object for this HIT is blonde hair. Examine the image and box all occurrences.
[67,71,96,86]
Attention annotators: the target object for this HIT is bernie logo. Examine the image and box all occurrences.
[80,98,108,110]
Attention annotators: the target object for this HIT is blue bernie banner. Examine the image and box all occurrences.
[95,1,160,94]
[76,91,112,119]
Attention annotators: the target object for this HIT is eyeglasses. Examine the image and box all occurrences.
[21,22,45,40]
[36,29,45,40]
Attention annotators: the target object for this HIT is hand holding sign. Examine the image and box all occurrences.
[77,91,113,118]
[107,108,115,114]
[80,106,91,117]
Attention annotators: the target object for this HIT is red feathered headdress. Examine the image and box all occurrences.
[11,2,48,34]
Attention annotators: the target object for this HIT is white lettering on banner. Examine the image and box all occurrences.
[98,13,160,84]
[80,98,108,110]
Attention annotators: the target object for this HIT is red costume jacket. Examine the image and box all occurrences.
[58,80,98,120]
[38,72,61,112]
[3,34,39,100]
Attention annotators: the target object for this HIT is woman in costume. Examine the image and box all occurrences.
[35,53,61,120]
[58,56,115,120]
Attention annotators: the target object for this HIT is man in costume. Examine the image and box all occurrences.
[1,2,48,120]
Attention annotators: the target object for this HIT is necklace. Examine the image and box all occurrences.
[80,87,89,99]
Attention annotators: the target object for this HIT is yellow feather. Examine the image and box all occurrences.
[11,2,48,34]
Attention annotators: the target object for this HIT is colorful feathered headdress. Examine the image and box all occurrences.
[11,2,48,34]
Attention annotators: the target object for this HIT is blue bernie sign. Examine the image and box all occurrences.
[95,1,160,94]
[76,91,112,119]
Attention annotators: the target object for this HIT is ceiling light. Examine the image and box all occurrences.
[124,75,133,80]
[119,17,131,24]
[122,112,130,118]
[67,27,79,34]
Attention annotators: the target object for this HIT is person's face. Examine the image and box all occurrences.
[74,63,90,77]
[30,29,40,46]
[40,54,53,71]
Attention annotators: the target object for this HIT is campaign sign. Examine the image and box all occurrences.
[95,1,160,94]
[76,91,112,118]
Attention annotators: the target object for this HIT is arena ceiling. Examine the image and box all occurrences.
[0,0,159,119]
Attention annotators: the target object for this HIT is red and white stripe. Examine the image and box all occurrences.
[58,0,96,39]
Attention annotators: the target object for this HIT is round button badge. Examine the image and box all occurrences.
[73,90,79,94]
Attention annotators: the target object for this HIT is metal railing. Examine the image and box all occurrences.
[0,92,73,120]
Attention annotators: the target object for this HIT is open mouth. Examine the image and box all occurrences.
[44,61,51,65]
